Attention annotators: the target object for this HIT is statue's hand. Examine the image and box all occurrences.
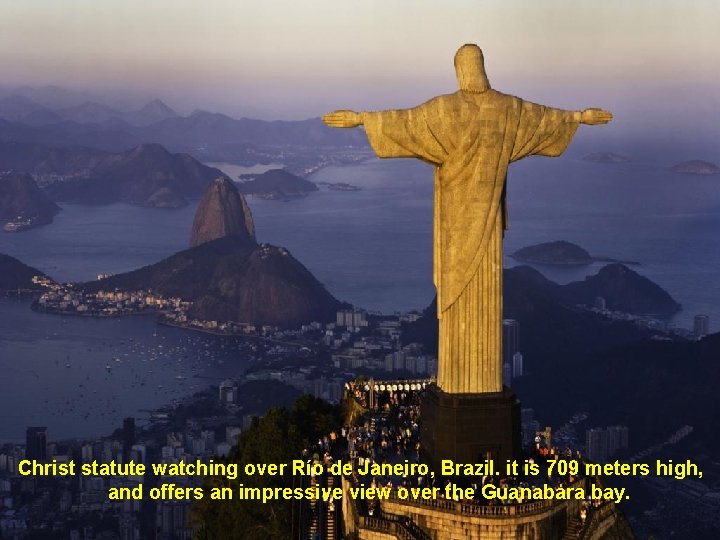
[581,108,613,125]
[322,110,362,128]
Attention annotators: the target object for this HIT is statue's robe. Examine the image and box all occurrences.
[363,89,580,394]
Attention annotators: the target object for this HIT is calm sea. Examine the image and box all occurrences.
[1,155,718,440]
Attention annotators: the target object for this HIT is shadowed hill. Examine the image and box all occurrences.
[560,263,680,315]
[0,172,60,228]
[43,143,224,208]
[403,264,678,355]
[403,264,715,454]
[515,331,720,452]
[0,253,47,290]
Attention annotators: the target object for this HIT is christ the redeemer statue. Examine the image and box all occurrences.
[323,44,612,395]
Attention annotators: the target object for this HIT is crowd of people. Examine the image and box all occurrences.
[304,379,607,528]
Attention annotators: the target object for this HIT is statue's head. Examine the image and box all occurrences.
[454,44,490,93]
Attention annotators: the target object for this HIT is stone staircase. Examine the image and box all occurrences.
[308,474,319,539]
[324,474,337,540]
[562,516,582,540]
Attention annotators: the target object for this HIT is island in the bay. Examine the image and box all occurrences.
[582,152,630,163]
[237,168,318,200]
[510,240,639,266]
[670,159,720,175]
[316,181,362,191]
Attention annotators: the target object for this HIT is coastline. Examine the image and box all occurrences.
[30,301,166,319]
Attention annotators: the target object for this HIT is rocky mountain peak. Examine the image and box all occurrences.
[190,177,256,247]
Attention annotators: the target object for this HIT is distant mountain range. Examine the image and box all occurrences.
[139,110,367,149]
[0,94,178,127]
[0,117,141,153]
[0,88,368,159]
[0,85,112,110]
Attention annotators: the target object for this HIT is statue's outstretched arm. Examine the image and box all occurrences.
[322,110,364,128]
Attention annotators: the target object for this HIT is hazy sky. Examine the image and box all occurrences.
[1,0,718,129]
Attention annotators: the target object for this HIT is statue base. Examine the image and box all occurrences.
[420,385,521,472]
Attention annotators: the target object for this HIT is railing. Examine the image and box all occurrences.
[398,517,432,540]
[347,475,430,540]
[360,516,391,532]
[345,378,434,410]
[359,516,431,540]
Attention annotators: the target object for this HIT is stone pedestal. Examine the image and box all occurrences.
[420,385,521,472]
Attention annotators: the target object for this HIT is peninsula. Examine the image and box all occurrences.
[42,178,342,328]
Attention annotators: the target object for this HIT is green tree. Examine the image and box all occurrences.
[191,395,341,539]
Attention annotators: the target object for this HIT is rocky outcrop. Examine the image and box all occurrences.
[190,177,255,247]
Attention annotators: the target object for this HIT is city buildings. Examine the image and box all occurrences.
[585,425,630,463]
[25,427,47,461]
[694,314,710,339]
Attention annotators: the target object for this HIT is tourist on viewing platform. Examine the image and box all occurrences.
[322,382,593,511]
